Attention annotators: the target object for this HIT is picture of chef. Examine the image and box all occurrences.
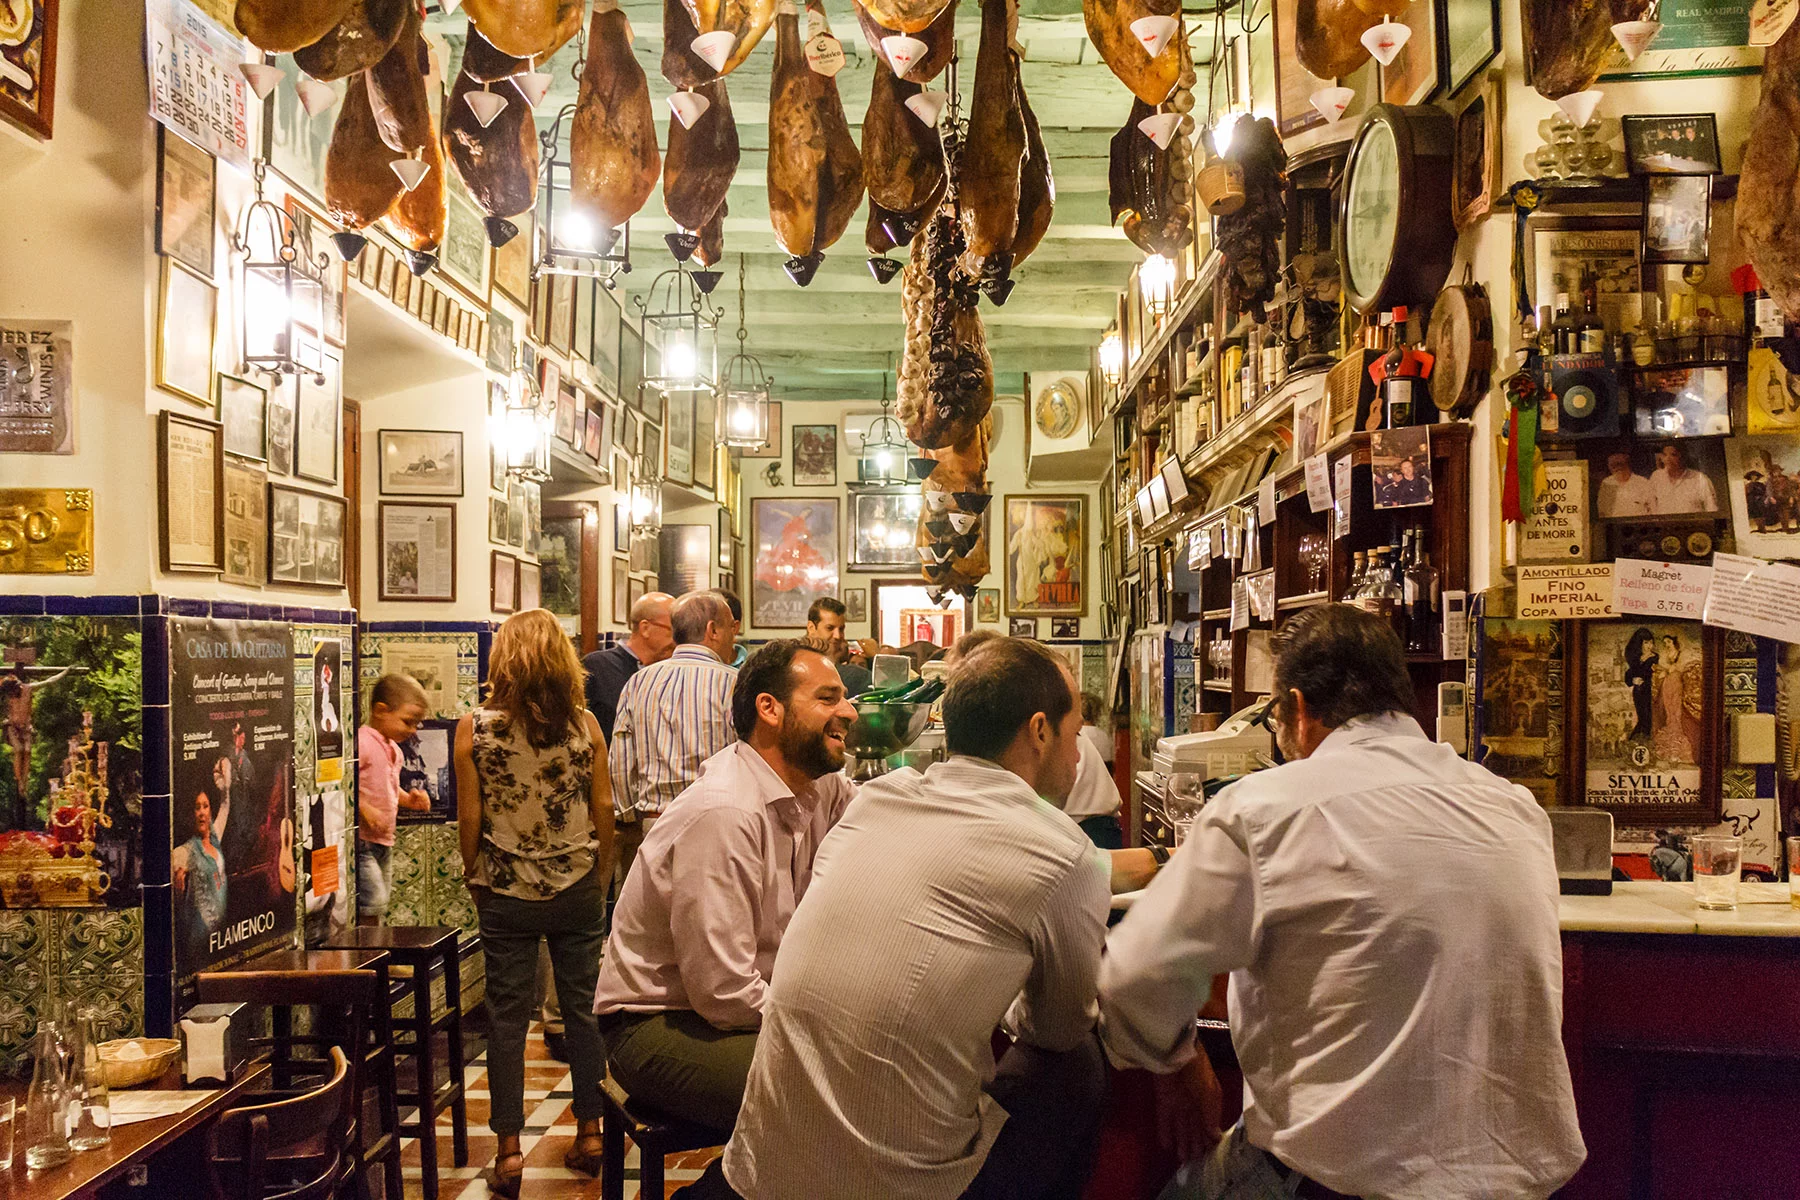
[1597,452,1654,518]
[1649,442,1718,514]
[1593,441,1727,520]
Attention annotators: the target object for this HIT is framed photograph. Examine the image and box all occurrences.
[0,0,57,139]
[491,551,519,614]
[156,127,216,278]
[294,339,342,485]
[268,482,347,588]
[1441,0,1500,98]
[507,483,527,547]
[556,385,578,445]
[216,373,269,462]
[849,489,924,569]
[792,424,838,487]
[608,555,630,623]
[1621,113,1723,175]
[845,588,867,624]
[1643,175,1712,264]
[1725,436,1800,559]
[486,308,515,375]
[549,273,574,355]
[977,588,1001,623]
[1451,76,1500,232]
[267,384,295,476]
[751,497,840,627]
[1476,617,1564,806]
[519,560,543,610]
[593,286,622,392]
[1010,617,1038,637]
[628,574,646,611]
[695,391,717,492]
[620,320,645,409]
[1586,438,1728,521]
[222,458,268,587]
[643,421,663,480]
[156,258,217,405]
[658,523,711,596]
[489,497,508,543]
[1572,620,1721,825]
[396,719,458,823]
[379,428,463,496]
[1370,426,1434,508]
[1631,365,1731,437]
[282,195,347,346]
[1292,388,1331,462]
[378,501,457,602]
[1270,0,1332,136]
[574,275,596,365]
[741,400,783,458]
[665,392,696,485]
[1051,617,1080,639]
[492,227,531,310]
[1380,0,1440,104]
[158,409,224,572]
[584,407,603,461]
[1004,495,1087,616]
[1530,216,1643,333]
[440,182,492,306]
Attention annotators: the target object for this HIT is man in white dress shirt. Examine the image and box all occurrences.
[1101,604,1586,1200]
[700,637,1112,1200]
[1649,441,1719,514]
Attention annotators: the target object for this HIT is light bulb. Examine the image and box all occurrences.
[730,405,754,433]
[1212,110,1242,157]
[1099,331,1123,382]
[876,450,894,472]
[557,209,597,252]
[665,336,697,382]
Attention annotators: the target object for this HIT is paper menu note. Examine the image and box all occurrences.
[1614,558,1712,620]
[1305,455,1333,514]
[1517,563,1617,619]
[108,1090,217,1127]
[1703,553,1800,643]
[1333,457,1352,539]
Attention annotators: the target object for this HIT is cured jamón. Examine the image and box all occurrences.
[1521,0,1648,99]
[766,0,864,277]
[958,0,1025,284]
[1109,97,1191,258]
[391,110,447,273]
[367,4,431,155]
[862,58,945,219]
[463,0,583,60]
[1295,0,1376,79]
[1083,0,1180,106]
[664,79,741,233]
[859,0,953,35]
[235,0,354,54]
[571,3,662,233]
[1013,72,1054,267]
[325,72,404,232]
[694,203,728,267]
[293,0,406,81]
[663,0,716,91]
[461,28,528,83]
[899,210,993,449]
[854,0,956,81]
[1740,23,1800,326]
[684,0,779,76]
[444,71,540,225]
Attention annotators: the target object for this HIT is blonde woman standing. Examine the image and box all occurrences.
[454,609,616,1197]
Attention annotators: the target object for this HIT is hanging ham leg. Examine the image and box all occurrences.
[766,0,864,283]
[294,0,406,82]
[391,104,447,274]
[684,0,779,76]
[1296,0,1376,78]
[445,70,541,241]
[1110,97,1192,258]
[1741,23,1800,326]
[959,0,1026,289]
[1013,68,1053,267]
[862,57,945,219]
[860,0,953,35]
[367,4,431,155]
[462,28,528,82]
[571,1,662,235]
[694,203,728,267]
[235,0,354,54]
[899,210,994,449]
[663,0,716,91]
[665,79,741,233]
[325,72,404,232]
[854,0,956,81]
[1521,0,1649,99]
[1084,0,1180,106]
[463,0,584,60]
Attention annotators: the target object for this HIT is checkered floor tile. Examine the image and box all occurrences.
[397,1023,720,1199]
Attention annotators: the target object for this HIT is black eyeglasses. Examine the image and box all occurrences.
[1248,693,1286,765]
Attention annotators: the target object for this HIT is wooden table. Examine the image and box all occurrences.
[0,1060,269,1200]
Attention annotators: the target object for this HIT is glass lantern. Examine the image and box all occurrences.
[504,367,553,483]
[534,103,631,281]
[635,261,721,397]
[857,390,912,487]
[718,255,772,449]
[235,161,326,379]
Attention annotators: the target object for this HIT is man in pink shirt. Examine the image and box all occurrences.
[593,640,858,1132]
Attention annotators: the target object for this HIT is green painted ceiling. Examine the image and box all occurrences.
[430,0,1202,404]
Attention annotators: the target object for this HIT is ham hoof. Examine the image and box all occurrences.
[868,256,903,284]
[486,217,521,247]
[330,232,369,261]
[784,253,824,286]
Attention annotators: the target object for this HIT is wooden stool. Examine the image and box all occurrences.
[197,948,402,1200]
[326,925,469,1200]
[600,1075,727,1200]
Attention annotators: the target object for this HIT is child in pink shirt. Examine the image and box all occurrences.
[357,675,432,925]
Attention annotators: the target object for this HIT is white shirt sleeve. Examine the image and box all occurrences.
[1009,850,1111,1053]
[1099,800,1260,1072]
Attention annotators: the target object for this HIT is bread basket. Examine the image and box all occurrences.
[97,1038,182,1088]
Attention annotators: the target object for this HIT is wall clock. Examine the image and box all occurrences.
[1336,104,1458,314]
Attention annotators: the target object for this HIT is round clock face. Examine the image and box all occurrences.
[1346,120,1402,302]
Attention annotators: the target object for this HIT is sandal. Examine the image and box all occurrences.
[564,1129,606,1177]
[487,1150,525,1199]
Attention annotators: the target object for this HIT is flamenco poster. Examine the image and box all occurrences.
[751,498,840,628]
[170,618,297,981]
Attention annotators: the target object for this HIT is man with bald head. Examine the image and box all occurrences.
[609,589,741,886]
[583,590,675,743]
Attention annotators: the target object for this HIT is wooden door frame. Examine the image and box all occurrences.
[342,397,362,611]
[544,499,601,653]
[869,576,966,648]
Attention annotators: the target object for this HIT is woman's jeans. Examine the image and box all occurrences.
[476,873,607,1135]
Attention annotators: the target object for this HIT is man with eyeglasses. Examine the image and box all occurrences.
[583,590,676,743]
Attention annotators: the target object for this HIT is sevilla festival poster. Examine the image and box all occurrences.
[170,619,297,981]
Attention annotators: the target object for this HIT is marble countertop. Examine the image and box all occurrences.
[1111,881,1800,936]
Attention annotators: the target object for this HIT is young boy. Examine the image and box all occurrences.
[357,674,432,925]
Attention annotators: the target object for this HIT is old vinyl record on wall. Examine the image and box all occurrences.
[1548,355,1620,438]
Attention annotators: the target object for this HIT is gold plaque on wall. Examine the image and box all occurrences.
[0,489,94,574]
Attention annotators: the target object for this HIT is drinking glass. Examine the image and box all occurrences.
[1165,781,1203,848]
[1691,834,1743,911]
[1788,838,1800,909]
[0,1096,17,1171]
[68,1009,109,1152]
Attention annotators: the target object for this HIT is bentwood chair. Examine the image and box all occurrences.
[207,1046,354,1200]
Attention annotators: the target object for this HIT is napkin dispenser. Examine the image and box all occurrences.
[1549,808,1614,896]
[180,1002,248,1085]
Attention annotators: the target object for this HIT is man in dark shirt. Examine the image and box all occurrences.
[806,597,870,697]
[583,591,675,742]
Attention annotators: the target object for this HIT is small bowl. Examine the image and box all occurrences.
[98,1038,182,1088]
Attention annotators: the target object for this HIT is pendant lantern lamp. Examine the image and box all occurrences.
[235,160,328,381]
[634,259,722,397]
[718,255,773,450]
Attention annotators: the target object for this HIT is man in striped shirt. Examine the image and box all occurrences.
[608,590,740,885]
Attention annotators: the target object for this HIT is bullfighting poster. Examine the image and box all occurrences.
[751,498,839,628]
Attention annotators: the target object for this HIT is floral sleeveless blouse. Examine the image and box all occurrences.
[468,708,599,900]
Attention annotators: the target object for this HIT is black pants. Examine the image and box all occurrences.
[681,1032,1108,1200]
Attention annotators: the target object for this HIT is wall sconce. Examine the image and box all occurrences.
[1142,254,1177,321]
[235,160,326,380]
[504,367,552,482]
[1098,324,1123,388]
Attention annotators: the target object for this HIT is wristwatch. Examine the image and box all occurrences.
[1148,844,1170,868]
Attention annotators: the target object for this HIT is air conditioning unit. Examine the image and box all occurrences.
[1025,372,1109,483]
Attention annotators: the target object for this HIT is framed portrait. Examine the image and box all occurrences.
[1530,216,1642,333]
[620,317,645,409]
[395,719,458,824]
[1441,0,1500,98]
[491,551,519,614]
[1051,617,1080,639]
[378,501,456,602]
[294,338,342,485]
[281,194,347,346]
[266,383,295,476]
[1370,426,1434,509]
[1621,113,1723,175]
[519,560,542,610]
[1451,76,1501,232]
[1271,0,1332,136]
[849,489,924,569]
[792,424,838,487]
[489,497,508,543]
[751,498,840,628]
[1380,0,1440,104]
[267,482,347,588]
[507,483,527,547]
[1010,617,1038,637]
[977,588,1001,623]
[1725,436,1800,559]
[158,409,225,572]
[216,374,268,462]
[612,555,631,623]
[0,0,57,139]
[486,308,515,375]
[665,392,696,485]
[1004,495,1087,616]
[156,258,217,405]
[492,226,531,309]
[845,588,867,624]
[222,458,268,587]
[741,400,783,458]
[695,391,717,492]
[1571,620,1721,825]
[439,180,492,306]
[379,429,463,496]
[1643,175,1712,265]
[1584,438,1728,522]
[556,385,578,444]
[643,421,664,481]
[584,407,604,461]
[156,127,216,278]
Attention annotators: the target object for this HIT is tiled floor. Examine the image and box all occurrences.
[399,1024,721,1199]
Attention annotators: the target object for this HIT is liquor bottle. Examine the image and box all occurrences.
[1404,529,1441,656]
[1551,293,1577,355]
[1750,284,1784,344]
[1347,550,1368,603]
[1577,276,1606,354]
